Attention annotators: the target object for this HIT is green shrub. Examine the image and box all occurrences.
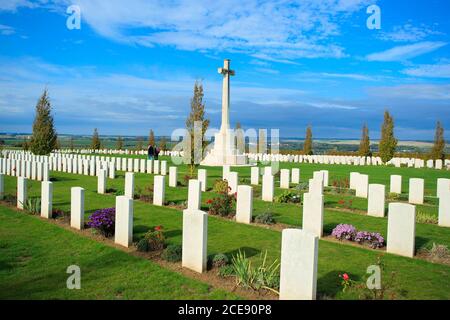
[212,253,229,268]
[274,191,301,204]
[422,243,449,262]
[22,197,41,215]
[136,238,149,252]
[387,192,401,201]
[254,212,275,225]
[207,193,236,217]
[162,244,182,262]
[144,226,166,251]
[213,179,229,194]
[231,250,280,292]
[218,264,235,278]
[416,211,438,224]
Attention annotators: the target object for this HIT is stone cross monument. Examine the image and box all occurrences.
[201,59,247,166]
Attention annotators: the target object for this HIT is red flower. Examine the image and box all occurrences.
[207,199,213,204]
[155,225,163,231]
[342,273,349,281]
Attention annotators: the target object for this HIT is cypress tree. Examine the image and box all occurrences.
[116,136,124,150]
[303,126,313,155]
[148,129,155,146]
[185,81,209,174]
[91,128,101,150]
[358,124,372,156]
[430,121,445,160]
[378,110,398,163]
[29,89,58,155]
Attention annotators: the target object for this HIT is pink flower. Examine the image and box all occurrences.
[342,273,349,281]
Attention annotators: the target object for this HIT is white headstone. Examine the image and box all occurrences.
[17,176,27,209]
[182,209,208,273]
[349,172,359,190]
[228,172,238,194]
[146,159,153,174]
[408,178,424,205]
[40,181,53,219]
[70,187,85,230]
[250,166,259,185]
[262,174,274,202]
[153,175,165,206]
[236,185,253,224]
[291,168,300,184]
[367,184,385,217]
[0,174,3,200]
[438,190,450,227]
[308,178,323,195]
[153,160,160,174]
[390,175,402,194]
[279,229,318,300]
[355,174,369,198]
[188,179,202,210]
[437,178,450,199]
[302,193,324,238]
[280,169,290,189]
[124,172,134,199]
[198,169,207,192]
[169,166,178,187]
[114,195,133,247]
[160,160,167,175]
[98,169,107,194]
[140,159,146,173]
[387,203,415,258]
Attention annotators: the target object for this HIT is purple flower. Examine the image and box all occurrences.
[331,224,357,241]
[355,231,385,249]
[87,208,115,237]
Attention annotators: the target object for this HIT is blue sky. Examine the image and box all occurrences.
[0,0,449,140]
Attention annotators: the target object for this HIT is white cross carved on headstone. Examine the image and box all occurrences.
[218,59,235,133]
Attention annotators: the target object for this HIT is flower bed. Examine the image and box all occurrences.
[87,208,115,237]
[331,224,384,249]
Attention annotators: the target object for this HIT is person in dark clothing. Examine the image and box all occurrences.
[154,147,160,160]
[147,144,154,160]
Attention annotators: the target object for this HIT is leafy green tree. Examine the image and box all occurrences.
[430,121,445,160]
[116,136,124,150]
[91,128,101,150]
[378,110,398,163]
[148,129,155,146]
[185,81,210,175]
[29,89,58,155]
[303,125,313,155]
[358,124,372,156]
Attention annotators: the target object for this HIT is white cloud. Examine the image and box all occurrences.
[0,24,15,35]
[1,0,375,62]
[367,84,450,100]
[378,23,443,43]
[366,41,447,62]
[308,102,357,110]
[402,63,450,78]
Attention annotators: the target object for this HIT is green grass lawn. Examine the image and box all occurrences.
[0,205,239,300]
[1,155,450,299]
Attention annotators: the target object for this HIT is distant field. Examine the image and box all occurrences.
[2,133,448,154]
